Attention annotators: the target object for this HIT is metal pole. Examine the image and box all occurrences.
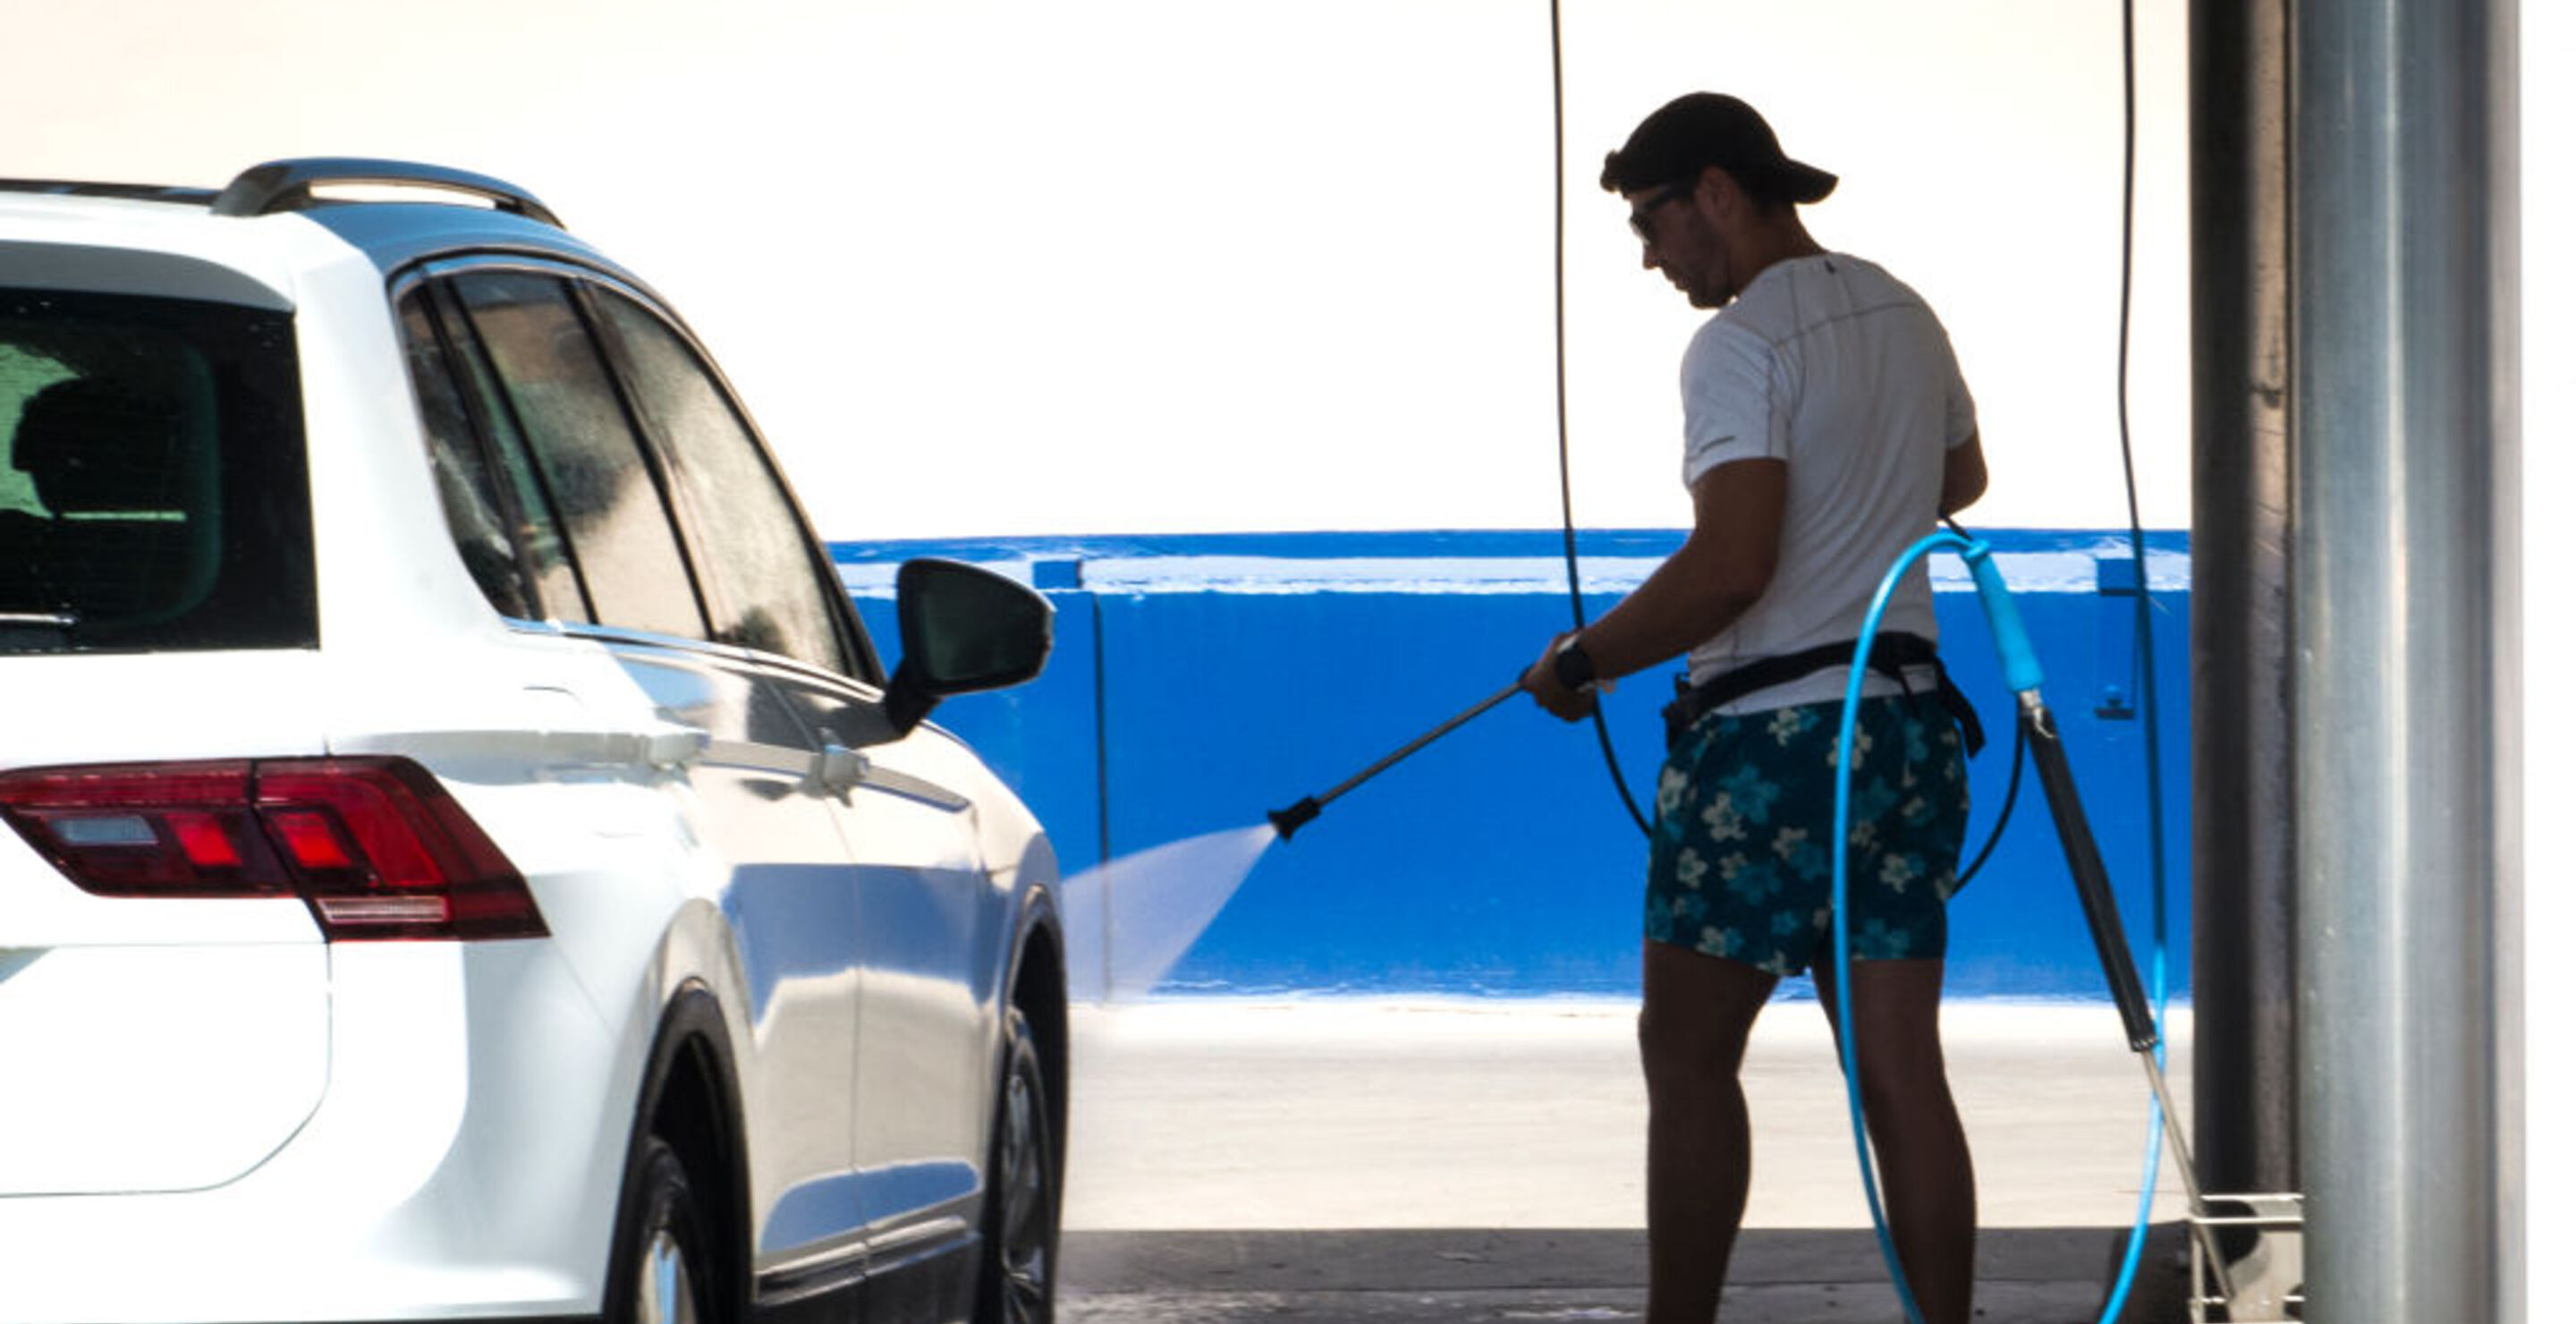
[2190,0,2300,1218]
[2291,0,2521,1320]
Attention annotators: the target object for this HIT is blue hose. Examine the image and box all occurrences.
[1830,531,2166,1324]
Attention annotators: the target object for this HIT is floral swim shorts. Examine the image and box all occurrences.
[1646,694,1970,975]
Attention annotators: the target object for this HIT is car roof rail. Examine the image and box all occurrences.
[211,157,563,229]
[0,179,220,206]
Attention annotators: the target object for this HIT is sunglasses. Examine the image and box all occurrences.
[1627,179,1697,243]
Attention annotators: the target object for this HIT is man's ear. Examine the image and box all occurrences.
[1695,165,1743,219]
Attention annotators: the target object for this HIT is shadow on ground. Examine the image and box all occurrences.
[1063,1225,2197,1323]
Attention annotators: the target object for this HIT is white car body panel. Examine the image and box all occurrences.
[0,197,303,307]
[0,942,619,1322]
[0,173,1063,1323]
[0,941,327,1194]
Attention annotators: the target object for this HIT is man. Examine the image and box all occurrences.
[1520,93,1988,1324]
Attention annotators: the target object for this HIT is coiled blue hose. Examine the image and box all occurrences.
[1830,530,2167,1324]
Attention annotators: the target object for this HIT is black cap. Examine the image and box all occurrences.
[1601,92,1837,205]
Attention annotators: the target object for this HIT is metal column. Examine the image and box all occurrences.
[2190,0,2298,1225]
[2290,1,2521,1320]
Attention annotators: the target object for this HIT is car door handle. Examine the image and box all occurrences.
[814,743,869,795]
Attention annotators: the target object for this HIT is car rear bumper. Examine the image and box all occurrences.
[0,940,633,1324]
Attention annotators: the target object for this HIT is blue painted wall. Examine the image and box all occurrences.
[837,530,2189,1002]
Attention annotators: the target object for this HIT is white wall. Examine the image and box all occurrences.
[7,0,2190,539]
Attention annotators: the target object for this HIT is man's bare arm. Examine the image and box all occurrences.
[1522,458,1786,718]
[1940,432,1987,517]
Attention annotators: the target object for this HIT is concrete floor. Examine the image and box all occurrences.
[1059,998,2203,1322]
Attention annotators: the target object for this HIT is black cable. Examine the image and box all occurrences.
[1956,717,2025,887]
[2114,0,2174,963]
[1935,0,2168,912]
[1933,8,2165,927]
[1551,0,1653,839]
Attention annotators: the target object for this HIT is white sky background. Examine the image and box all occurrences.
[11,0,2191,539]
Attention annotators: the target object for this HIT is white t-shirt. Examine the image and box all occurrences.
[1677,252,1978,710]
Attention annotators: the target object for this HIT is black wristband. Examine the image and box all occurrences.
[1552,639,1597,692]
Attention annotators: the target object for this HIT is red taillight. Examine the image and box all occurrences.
[0,757,547,942]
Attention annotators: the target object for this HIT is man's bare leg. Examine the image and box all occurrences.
[1811,955,1979,1324]
[1640,939,1780,1324]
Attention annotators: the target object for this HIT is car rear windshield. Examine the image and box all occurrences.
[0,287,314,653]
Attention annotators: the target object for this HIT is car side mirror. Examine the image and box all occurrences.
[881,558,1054,738]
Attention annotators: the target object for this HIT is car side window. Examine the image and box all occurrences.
[412,286,594,624]
[450,270,706,641]
[586,288,852,676]
[397,289,538,619]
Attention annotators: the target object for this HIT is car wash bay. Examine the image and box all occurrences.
[834,0,2521,1313]
[839,533,2207,1323]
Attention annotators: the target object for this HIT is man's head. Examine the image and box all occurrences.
[1603,93,1833,309]
[1600,92,1836,208]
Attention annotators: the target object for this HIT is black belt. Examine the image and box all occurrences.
[1660,632,1986,756]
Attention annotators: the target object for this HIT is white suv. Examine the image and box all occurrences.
[0,160,1067,1324]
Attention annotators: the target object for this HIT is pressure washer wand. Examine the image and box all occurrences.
[1267,679,1523,841]
[1962,543,2233,1299]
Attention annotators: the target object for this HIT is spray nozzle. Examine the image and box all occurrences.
[1267,796,1323,842]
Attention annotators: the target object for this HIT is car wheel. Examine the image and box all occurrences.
[611,1136,722,1324]
[976,1006,1059,1324]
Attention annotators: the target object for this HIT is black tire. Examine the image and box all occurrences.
[607,1136,723,1324]
[975,1006,1060,1324]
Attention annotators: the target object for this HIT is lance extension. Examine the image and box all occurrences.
[1267,679,1524,841]
[1953,539,2233,1301]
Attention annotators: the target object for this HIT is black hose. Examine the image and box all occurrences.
[1550,0,1653,839]
[1953,716,2024,887]
[2112,0,2174,989]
